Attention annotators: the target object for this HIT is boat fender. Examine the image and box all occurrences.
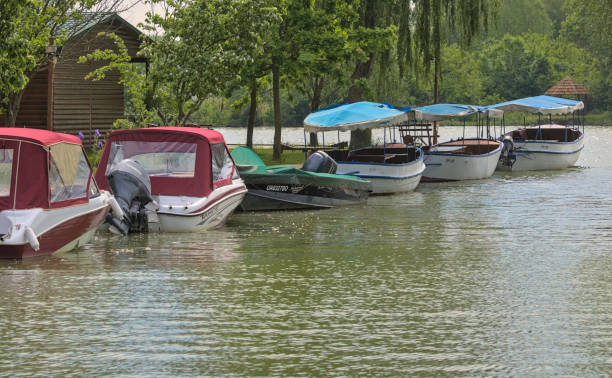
[108,196,125,219]
[24,226,39,251]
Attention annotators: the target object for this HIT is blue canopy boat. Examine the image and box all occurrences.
[487,95,585,171]
[405,104,503,181]
[303,102,425,194]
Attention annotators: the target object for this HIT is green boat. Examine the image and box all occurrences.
[230,147,371,211]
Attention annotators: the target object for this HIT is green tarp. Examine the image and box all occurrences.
[231,147,371,191]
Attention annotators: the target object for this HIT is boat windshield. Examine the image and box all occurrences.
[106,141,197,178]
[49,143,91,203]
[0,149,13,197]
[211,143,237,185]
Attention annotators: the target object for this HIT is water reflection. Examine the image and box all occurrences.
[1,127,611,375]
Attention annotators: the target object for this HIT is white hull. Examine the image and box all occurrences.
[0,191,112,258]
[424,142,502,181]
[335,158,425,194]
[497,134,584,171]
[148,180,247,232]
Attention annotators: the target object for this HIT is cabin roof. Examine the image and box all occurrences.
[107,127,228,145]
[545,77,590,96]
[63,12,146,43]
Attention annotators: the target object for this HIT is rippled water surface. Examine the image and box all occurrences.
[1,127,611,375]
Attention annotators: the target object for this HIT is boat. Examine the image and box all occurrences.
[230,146,371,211]
[0,128,121,259]
[487,95,585,171]
[406,104,503,181]
[95,127,247,232]
[303,102,425,194]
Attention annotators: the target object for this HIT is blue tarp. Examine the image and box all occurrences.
[411,103,504,121]
[303,101,410,132]
[486,95,584,115]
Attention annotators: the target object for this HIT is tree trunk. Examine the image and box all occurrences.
[272,62,282,161]
[7,90,25,127]
[348,0,377,149]
[308,76,324,146]
[433,56,439,145]
[347,55,375,149]
[247,79,257,148]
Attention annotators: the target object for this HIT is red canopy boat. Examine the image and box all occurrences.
[0,128,116,258]
[95,127,246,232]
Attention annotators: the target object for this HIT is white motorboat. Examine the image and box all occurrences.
[304,102,425,194]
[95,127,247,233]
[407,104,503,181]
[0,128,119,259]
[488,95,585,171]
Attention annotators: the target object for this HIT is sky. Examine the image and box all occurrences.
[118,0,163,31]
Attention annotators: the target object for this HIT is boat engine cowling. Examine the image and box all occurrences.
[302,151,338,174]
[500,135,515,167]
[106,159,154,234]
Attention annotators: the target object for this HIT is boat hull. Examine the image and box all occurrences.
[497,133,584,171]
[238,185,368,211]
[148,181,247,232]
[0,194,110,259]
[335,159,425,194]
[423,140,502,181]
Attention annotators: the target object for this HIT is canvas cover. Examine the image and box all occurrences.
[0,128,91,210]
[487,95,584,115]
[411,104,504,121]
[303,102,410,132]
[96,127,233,197]
[231,147,371,191]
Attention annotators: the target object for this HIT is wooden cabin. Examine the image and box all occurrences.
[0,13,145,146]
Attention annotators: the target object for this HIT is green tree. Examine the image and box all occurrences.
[347,0,496,148]
[479,34,554,100]
[140,0,277,126]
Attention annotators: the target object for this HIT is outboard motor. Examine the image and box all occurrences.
[302,151,338,174]
[106,159,154,233]
[500,135,515,167]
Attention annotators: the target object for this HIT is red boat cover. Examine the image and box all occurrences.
[0,128,91,210]
[95,127,233,197]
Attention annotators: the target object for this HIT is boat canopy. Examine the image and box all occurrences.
[487,95,584,115]
[231,147,371,191]
[303,102,410,132]
[411,103,503,121]
[0,128,93,210]
[95,127,236,197]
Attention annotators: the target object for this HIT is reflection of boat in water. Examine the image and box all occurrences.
[231,146,370,211]
[405,104,503,181]
[0,128,116,259]
[95,127,246,233]
[304,102,425,194]
[487,95,585,171]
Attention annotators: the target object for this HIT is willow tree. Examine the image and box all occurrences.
[348,0,497,148]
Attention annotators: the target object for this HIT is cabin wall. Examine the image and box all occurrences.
[0,71,48,128]
[54,21,142,147]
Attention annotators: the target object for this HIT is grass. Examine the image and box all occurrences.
[250,148,306,166]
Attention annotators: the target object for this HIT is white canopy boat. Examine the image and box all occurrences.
[0,128,120,259]
[487,95,585,171]
[95,127,246,233]
[406,104,503,181]
[303,102,425,194]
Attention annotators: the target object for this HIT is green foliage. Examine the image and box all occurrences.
[489,0,553,38]
[141,0,279,126]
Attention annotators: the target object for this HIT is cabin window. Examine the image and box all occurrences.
[106,141,197,178]
[211,143,234,183]
[0,149,13,197]
[49,144,90,203]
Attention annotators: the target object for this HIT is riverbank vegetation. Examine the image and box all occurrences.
[1,0,610,162]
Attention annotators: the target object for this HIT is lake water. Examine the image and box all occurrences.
[1,126,611,375]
